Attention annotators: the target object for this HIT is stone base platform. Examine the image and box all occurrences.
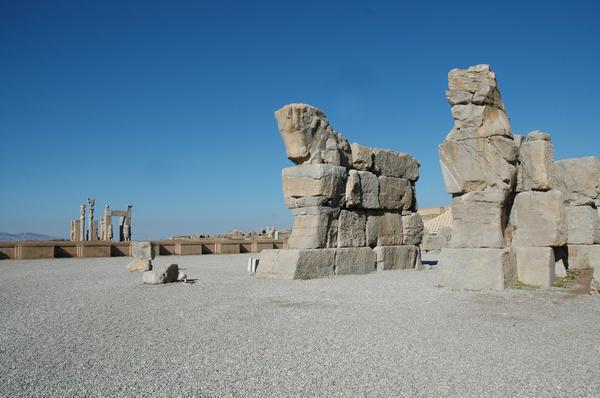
[437,248,516,291]
[256,245,421,280]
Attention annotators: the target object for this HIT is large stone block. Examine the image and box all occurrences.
[275,103,351,166]
[350,143,373,171]
[401,213,423,245]
[288,206,339,249]
[567,245,600,270]
[334,247,376,275]
[510,190,566,247]
[448,191,507,248]
[437,248,516,291]
[447,104,512,141]
[345,170,380,209]
[514,247,555,288]
[518,133,553,191]
[372,148,419,180]
[365,211,403,247]
[439,136,518,194]
[283,164,347,208]
[446,64,504,109]
[128,258,152,272]
[374,245,420,271]
[566,206,600,245]
[551,157,600,206]
[255,248,336,279]
[143,263,179,284]
[378,176,413,211]
[131,241,154,260]
[337,210,366,247]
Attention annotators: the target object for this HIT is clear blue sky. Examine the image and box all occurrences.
[1,0,599,239]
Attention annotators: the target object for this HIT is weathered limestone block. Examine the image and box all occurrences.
[255,248,336,279]
[510,190,566,247]
[422,226,451,252]
[365,211,403,247]
[567,245,600,270]
[591,266,600,294]
[446,64,504,109]
[518,132,553,191]
[447,104,512,141]
[283,164,347,208]
[448,191,507,249]
[566,206,600,245]
[378,176,413,210]
[372,148,419,180]
[551,157,600,206]
[275,103,351,166]
[350,143,373,171]
[128,258,152,272]
[131,241,154,260]
[401,213,423,245]
[288,206,339,249]
[345,170,380,209]
[439,136,518,194]
[437,248,516,291]
[374,245,420,271]
[514,247,555,288]
[143,263,179,284]
[337,210,366,247]
[335,247,377,275]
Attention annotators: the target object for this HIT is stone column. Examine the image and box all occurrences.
[79,204,86,241]
[87,198,96,241]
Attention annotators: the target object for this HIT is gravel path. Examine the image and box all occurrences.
[1,254,599,397]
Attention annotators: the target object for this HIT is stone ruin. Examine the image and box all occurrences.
[256,104,424,279]
[437,64,600,292]
[70,199,132,242]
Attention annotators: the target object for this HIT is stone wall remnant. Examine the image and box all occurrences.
[257,103,424,279]
[438,64,600,293]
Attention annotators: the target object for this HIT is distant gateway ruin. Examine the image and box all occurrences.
[70,199,132,242]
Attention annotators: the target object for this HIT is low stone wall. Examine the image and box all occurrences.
[0,239,288,261]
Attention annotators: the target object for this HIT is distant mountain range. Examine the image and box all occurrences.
[0,232,62,242]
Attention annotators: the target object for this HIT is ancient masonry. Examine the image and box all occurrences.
[70,200,133,242]
[437,64,600,291]
[256,104,424,279]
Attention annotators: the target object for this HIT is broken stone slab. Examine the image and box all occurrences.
[350,143,373,171]
[446,104,512,141]
[282,164,347,209]
[335,247,377,275]
[378,176,414,211]
[514,246,555,288]
[510,190,567,247]
[131,241,154,260]
[255,248,336,279]
[374,245,420,271]
[421,226,451,252]
[567,245,600,270]
[288,206,339,249]
[345,170,380,209]
[551,157,600,206]
[448,190,507,249]
[518,135,553,191]
[128,258,152,272]
[337,210,366,248]
[439,136,518,194]
[143,263,179,284]
[437,248,516,291]
[372,148,420,180]
[401,213,424,245]
[275,103,351,167]
[365,211,403,247]
[446,64,505,109]
[566,205,600,245]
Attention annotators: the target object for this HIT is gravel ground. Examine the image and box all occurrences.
[1,253,599,397]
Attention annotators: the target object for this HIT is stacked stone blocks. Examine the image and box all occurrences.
[257,104,423,279]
